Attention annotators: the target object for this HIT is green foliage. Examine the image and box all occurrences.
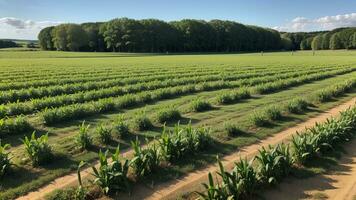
[0,115,31,136]
[216,88,251,104]
[158,123,212,162]
[22,132,52,166]
[256,144,293,185]
[91,146,130,194]
[196,157,257,199]
[96,123,112,144]
[75,161,87,200]
[156,106,181,123]
[0,142,11,177]
[113,115,130,137]
[130,139,161,177]
[286,98,308,113]
[264,105,282,121]
[75,121,92,150]
[224,122,242,137]
[133,110,153,131]
[190,98,212,112]
[250,111,269,127]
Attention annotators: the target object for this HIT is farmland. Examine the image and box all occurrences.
[0,50,356,200]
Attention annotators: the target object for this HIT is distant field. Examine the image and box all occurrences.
[0,50,356,199]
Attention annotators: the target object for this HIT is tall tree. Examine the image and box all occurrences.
[38,26,55,50]
[52,24,68,51]
[329,33,343,49]
[311,35,322,50]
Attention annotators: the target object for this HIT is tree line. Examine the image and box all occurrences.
[282,27,356,50]
[38,18,284,52]
[38,18,356,53]
[0,40,18,49]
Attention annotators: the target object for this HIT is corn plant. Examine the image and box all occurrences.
[75,161,87,200]
[196,172,231,200]
[130,139,161,177]
[291,132,319,164]
[22,132,52,166]
[158,125,185,162]
[190,98,212,112]
[156,106,181,123]
[113,114,130,138]
[91,146,130,194]
[255,144,291,185]
[0,142,11,177]
[264,105,282,121]
[96,123,112,144]
[286,98,308,114]
[158,123,212,163]
[233,158,258,196]
[133,110,153,131]
[75,121,92,150]
[250,111,269,127]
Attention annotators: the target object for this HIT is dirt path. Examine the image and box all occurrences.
[17,97,356,200]
[263,137,356,200]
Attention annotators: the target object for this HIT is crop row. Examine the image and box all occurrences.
[40,69,355,125]
[196,106,356,199]
[0,68,329,118]
[0,65,270,91]
[1,73,355,137]
[0,67,229,91]
[0,64,206,81]
[0,66,318,104]
[31,96,356,199]
[0,65,340,92]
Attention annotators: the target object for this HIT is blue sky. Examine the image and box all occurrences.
[1,0,356,39]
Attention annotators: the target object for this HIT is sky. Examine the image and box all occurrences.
[1,0,356,40]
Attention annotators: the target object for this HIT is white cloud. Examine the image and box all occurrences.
[274,13,356,32]
[0,17,62,40]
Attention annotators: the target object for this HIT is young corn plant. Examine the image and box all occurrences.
[75,121,93,150]
[264,105,282,121]
[22,132,52,166]
[190,98,212,112]
[250,111,269,127]
[255,144,291,185]
[96,123,112,144]
[75,161,87,200]
[0,142,11,177]
[196,172,231,200]
[130,139,161,178]
[158,125,185,162]
[291,132,319,165]
[92,146,130,194]
[233,158,258,197]
[156,106,181,123]
[286,98,308,114]
[133,110,153,131]
[113,114,130,138]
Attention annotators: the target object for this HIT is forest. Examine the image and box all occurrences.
[38,18,356,52]
[0,40,18,49]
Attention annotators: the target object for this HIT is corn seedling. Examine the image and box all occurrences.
[96,123,112,144]
[190,98,212,112]
[113,114,130,138]
[22,132,52,166]
[75,121,92,150]
[92,146,130,194]
[0,142,11,177]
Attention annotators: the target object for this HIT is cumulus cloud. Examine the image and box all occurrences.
[274,13,356,32]
[0,17,62,40]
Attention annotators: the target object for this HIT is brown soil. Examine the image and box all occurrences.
[17,97,356,200]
